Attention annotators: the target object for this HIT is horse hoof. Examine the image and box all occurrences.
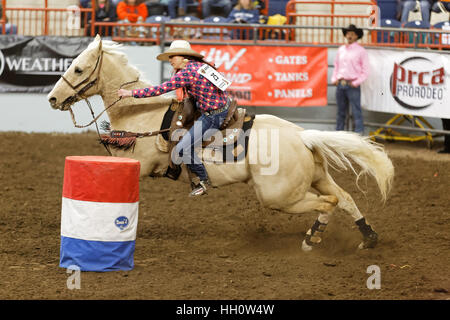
[301,240,313,252]
[358,232,378,249]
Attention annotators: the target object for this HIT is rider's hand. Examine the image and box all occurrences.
[118,89,132,98]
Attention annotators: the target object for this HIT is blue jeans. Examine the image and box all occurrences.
[168,0,187,19]
[202,0,232,18]
[0,23,18,35]
[432,1,450,12]
[401,0,431,23]
[173,109,228,181]
[335,84,364,134]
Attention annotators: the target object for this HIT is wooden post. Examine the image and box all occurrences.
[44,0,49,35]
[1,0,6,35]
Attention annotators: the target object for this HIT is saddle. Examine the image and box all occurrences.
[169,96,241,145]
[160,95,255,180]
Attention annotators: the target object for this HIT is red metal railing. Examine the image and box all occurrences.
[1,0,449,50]
[1,0,95,36]
[285,0,378,44]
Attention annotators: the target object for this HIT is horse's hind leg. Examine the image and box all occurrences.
[282,192,338,252]
[313,171,379,250]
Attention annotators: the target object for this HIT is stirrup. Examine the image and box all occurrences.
[189,180,209,197]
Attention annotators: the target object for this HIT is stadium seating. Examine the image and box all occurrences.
[146,14,171,39]
[202,15,229,39]
[145,1,168,16]
[179,14,201,22]
[403,19,431,29]
[432,20,450,29]
[431,21,450,46]
[403,20,432,45]
[268,0,288,16]
[186,0,201,16]
[147,14,171,23]
[171,14,202,38]
[377,0,399,20]
[378,18,402,43]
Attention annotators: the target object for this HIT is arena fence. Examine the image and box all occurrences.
[1,0,450,50]
[285,0,378,44]
[1,0,93,36]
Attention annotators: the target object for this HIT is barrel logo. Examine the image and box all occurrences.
[115,216,129,231]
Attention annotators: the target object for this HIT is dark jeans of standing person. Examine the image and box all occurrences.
[335,82,364,134]
[173,108,228,180]
[202,0,232,18]
[168,0,187,19]
[401,0,431,23]
[439,118,450,153]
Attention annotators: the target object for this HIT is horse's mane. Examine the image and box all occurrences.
[87,39,142,80]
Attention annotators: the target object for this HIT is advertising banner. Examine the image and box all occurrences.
[192,44,328,107]
[361,49,450,119]
[0,36,92,93]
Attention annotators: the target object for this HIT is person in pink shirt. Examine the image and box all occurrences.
[331,24,369,134]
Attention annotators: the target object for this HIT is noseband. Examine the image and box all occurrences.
[60,52,103,109]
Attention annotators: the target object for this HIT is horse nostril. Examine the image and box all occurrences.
[49,97,57,104]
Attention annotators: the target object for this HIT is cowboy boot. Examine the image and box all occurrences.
[189,179,211,197]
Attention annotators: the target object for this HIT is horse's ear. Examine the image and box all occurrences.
[94,34,102,52]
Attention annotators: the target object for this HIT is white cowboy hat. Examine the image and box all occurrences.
[156,40,204,61]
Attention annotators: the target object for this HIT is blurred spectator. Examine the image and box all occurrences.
[79,0,89,7]
[79,1,91,28]
[0,3,18,35]
[117,0,148,22]
[265,13,287,40]
[227,0,260,39]
[80,0,121,8]
[227,0,259,23]
[167,0,188,18]
[87,0,117,36]
[202,0,232,18]
[116,0,149,37]
[399,0,432,23]
[438,118,450,153]
[145,0,168,16]
[432,0,450,12]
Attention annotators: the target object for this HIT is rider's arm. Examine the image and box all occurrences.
[131,69,192,98]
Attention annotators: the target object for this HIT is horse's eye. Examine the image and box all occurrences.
[75,67,83,74]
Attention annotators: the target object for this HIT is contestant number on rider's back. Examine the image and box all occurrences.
[199,64,232,91]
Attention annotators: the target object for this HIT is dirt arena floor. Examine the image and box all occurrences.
[0,131,448,300]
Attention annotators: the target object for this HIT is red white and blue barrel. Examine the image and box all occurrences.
[59,156,140,271]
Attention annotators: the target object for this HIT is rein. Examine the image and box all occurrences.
[60,51,171,155]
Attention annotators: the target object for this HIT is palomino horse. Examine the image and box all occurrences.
[48,35,394,251]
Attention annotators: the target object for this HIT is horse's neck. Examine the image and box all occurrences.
[99,74,171,131]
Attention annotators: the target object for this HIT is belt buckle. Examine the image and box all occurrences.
[341,80,347,86]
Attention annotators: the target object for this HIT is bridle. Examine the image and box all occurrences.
[58,50,170,156]
[60,51,137,155]
[60,52,104,111]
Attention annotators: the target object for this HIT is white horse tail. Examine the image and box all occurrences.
[298,130,394,202]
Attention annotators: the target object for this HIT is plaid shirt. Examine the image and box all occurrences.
[132,61,228,112]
